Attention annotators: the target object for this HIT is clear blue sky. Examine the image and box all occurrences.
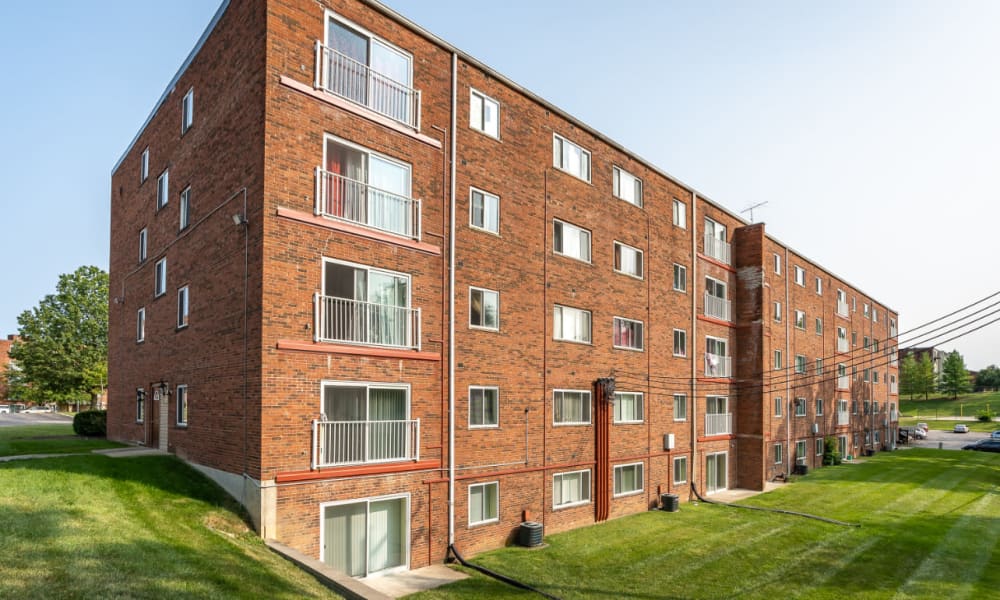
[1,0,998,369]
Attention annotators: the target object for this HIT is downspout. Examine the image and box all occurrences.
[690,192,698,496]
[784,246,791,471]
[447,51,457,549]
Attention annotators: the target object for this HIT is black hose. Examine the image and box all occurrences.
[448,544,562,600]
[689,483,860,528]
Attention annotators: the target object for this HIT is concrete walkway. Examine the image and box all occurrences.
[92,446,167,458]
[364,565,468,598]
[708,481,785,503]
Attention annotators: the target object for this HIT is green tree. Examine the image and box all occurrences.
[917,354,936,400]
[975,364,1000,392]
[899,354,919,399]
[7,266,108,408]
[938,350,972,399]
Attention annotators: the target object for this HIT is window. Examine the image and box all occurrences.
[837,326,848,352]
[552,134,591,182]
[138,228,147,263]
[553,470,591,508]
[673,329,687,356]
[704,218,728,263]
[176,385,188,426]
[140,147,149,183]
[673,456,687,484]
[705,337,728,377]
[135,388,145,423]
[613,463,643,496]
[774,443,783,464]
[469,89,499,138]
[796,440,807,462]
[469,386,498,428]
[553,219,591,262]
[774,350,782,370]
[136,308,145,343]
[320,382,411,465]
[815,358,824,374]
[613,166,642,207]
[837,289,848,315]
[179,186,191,231]
[794,398,806,416]
[815,398,824,416]
[815,277,822,295]
[553,305,591,343]
[873,308,878,323]
[816,438,824,456]
[863,336,870,349]
[774,254,781,274]
[852,331,858,346]
[773,301,782,322]
[614,242,643,279]
[613,317,644,351]
[613,392,643,423]
[321,259,413,348]
[873,339,880,352]
[156,169,169,210]
[774,396,782,417]
[673,394,687,421]
[469,287,499,330]
[672,199,686,228]
[873,370,879,384]
[468,482,499,525]
[815,317,823,335]
[794,265,805,286]
[794,310,806,329]
[470,187,499,234]
[673,264,687,292]
[705,277,728,320]
[181,87,194,134]
[852,297,857,312]
[863,303,870,318]
[177,286,189,329]
[553,390,591,425]
[154,258,167,297]
[795,355,807,374]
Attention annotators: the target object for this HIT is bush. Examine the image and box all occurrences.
[822,436,842,466]
[977,409,994,423]
[73,410,107,437]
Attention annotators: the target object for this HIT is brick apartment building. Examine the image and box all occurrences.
[0,335,15,401]
[107,0,899,578]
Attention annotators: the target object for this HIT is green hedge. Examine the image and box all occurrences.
[73,410,107,437]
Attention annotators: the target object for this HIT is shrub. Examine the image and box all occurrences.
[73,410,107,437]
[977,409,994,423]
[822,436,842,466]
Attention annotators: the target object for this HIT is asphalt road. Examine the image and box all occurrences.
[905,427,992,450]
[0,412,73,427]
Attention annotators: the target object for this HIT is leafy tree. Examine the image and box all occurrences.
[7,266,108,408]
[917,354,936,400]
[938,350,972,399]
[975,364,1000,392]
[899,354,919,399]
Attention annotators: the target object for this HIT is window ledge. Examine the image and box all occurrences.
[276,207,442,256]
[276,339,441,361]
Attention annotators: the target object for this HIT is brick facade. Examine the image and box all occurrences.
[107,0,899,578]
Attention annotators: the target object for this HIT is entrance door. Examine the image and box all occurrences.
[323,496,408,578]
[706,452,728,494]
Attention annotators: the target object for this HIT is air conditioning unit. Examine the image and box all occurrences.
[664,433,675,450]
[811,423,819,434]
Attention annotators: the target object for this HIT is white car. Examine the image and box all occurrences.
[21,405,53,414]
[953,424,970,433]
[916,422,929,432]
[911,427,927,439]
[0,405,9,414]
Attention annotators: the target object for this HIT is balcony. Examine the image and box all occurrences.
[315,42,421,129]
[837,338,849,353]
[704,293,731,322]
[315,168,422,240]
[837,375,850,389]
[890,410,899,422]
[890,382,898,394]
[837,300,849,316]
[703,234,731,265]
[704,353,732,378]
[312,419,420,468]
[705,412,733,436]
[315,293,421,350]
[837,410,850,426]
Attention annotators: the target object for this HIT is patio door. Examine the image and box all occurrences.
[706,452,727,494]
[323,496,408,578]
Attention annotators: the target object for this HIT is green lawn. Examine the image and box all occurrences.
[413,449,1000,599]
[0,423,125,456]
[0,453,340,598]
[899,391,1000,419]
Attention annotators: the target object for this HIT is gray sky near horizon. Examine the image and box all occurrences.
[1,1,997,368]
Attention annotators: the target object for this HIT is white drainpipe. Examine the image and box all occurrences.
[447,51,457,547]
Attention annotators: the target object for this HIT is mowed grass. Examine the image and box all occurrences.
[413,449,1000,599]
[0,454,340,599]
[0,423,125,456]
[900,391,1000,418]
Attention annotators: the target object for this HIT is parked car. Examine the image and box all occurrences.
[990,430,1000,440]
[911,427,927,439]
[916,422,928,431]
[21,405,53,414]
[0,405,9,414]
[953,423,970,433]
[962,439,1000,453]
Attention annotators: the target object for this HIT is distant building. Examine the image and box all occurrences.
[899,347,946,375]
[0,335,17,401]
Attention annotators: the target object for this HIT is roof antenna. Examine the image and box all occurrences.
[740,201,768,223]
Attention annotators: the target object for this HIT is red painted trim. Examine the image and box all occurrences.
[275,459,441,483]
[278,75,442,149]
[698,315,735,328]
[276,207,442,256]
[421,459,598,485]
[697,253,737,273]
[698,434,735,442]
[697,377,732,384]
[276,339,441,361]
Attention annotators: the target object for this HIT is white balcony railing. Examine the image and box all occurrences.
[315,293,421,350]
[837,410,850,426]
[315,42,421,129]
[837,300,849,316]
[837,375,850,389]
[837,338,849,353]
[703,234,731,265]
[705,412,733,436]
[890,382,898,394]
[315,168,421,240]
[312,419,420,468]
[890,410,899,422]
[704,293,732,322]
[705,353,732,378]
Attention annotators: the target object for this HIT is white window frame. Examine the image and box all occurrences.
[177,285,189,329]
[774,350,782,370]
[552,133,591,182]
[673,456,687,484]
[176,384,188,426]
[796,440,807,462]
[672,198,687,228]
[864,303,870,318]
[673,329,687,357]
[553,389,591,425]
[673,264,687,292]
[140,147,149,183]
[469,88,500,139]
[773,253,781,274]
[815,276,822,295]
[816,438,824,456]
[612,317,644,351]
[815,317,823,335]
[553,469,591,508]
[816,358,824,374]
[795,354,806,374]
[553,219,591,263]
[136,388,145,423]
[469,287,500,331]
[774,443,783,464]
[136,307,145,343]
[794,309,806,330]
[612,166,642,207]
[553,305,591,344]
[774,301,782,322]
[673,393,687,421]
[613,391,643,424]
[469,187,500,235]
[154,258,167,297]
[815,398,824,416]
[138,228,147,263]
[613,462,644,497]
[468,481,499,526]
[181,87,194,134]
[794,265,805,286]
[774,396,782,417]
[795,398,807,417]
[179,186,191,231]
[469,386,499,429]
[156,169,169,210]
[613,241,643,279]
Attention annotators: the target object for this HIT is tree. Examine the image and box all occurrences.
[975,364,1000,392]
[917,354,936,400]
[938,350,972,399]
[7,266,108,408]
[899,354,919,400]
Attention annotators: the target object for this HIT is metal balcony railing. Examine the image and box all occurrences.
[704,353,732,378]
[315,42,421,129]
[312,419,420,468]
[890,382,898,394]
[837,338,849,353]
[837,375,850,389]
[315,168,421,240]
[703,234,731,264]
[314,293,421,350]
[705,412,732,436]
[837,300,849,316]
[704,293,731,322]
[837,410,850,426]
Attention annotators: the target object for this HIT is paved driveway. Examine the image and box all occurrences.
[906,427,989,450]
[0,412,73,427]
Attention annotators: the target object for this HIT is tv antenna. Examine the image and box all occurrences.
[741,201,768,223]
